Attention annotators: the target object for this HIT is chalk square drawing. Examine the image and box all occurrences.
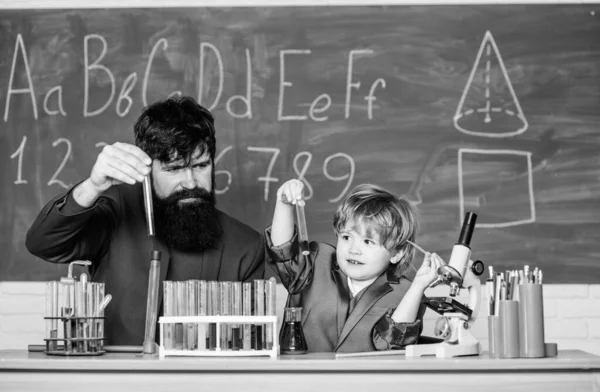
[458,148,535,228]
[454,31,528,138]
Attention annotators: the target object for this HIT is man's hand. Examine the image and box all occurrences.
[73,142,152,208]
[89,142,152,192]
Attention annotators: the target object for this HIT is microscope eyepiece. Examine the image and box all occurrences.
[457,212,477,247]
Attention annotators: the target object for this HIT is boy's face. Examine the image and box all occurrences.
[335,221,399,282]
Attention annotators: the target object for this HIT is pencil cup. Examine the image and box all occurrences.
[519,283,545,358]
[498,300,520,359]
[487,315,501,358]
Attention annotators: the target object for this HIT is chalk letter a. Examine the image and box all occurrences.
[4,34,38,122]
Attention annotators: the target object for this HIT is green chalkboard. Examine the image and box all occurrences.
[1,5,599,283]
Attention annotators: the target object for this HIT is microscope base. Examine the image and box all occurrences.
[406,316,481,359]
[405,341,481,359]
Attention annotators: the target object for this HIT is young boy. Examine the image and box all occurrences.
[266,180,445,353]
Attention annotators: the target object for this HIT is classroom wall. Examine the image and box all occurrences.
[1,281,599,355]
[1,0,599,355]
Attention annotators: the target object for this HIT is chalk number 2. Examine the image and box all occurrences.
[10,135,73,189]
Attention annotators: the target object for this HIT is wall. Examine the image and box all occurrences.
[1,281,599,355]
[1,0,599,356]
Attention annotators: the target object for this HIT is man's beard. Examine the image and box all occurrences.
[153,187,222,252]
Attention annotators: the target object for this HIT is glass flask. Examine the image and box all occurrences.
[280,307,308,355]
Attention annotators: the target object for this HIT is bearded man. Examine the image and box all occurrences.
[26,95,265,346]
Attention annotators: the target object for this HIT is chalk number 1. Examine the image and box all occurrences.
[10,135,73,189]
[9,136,28,184]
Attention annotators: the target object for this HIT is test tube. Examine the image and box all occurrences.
[163,281,174,350]
[254,279,265,350]
[205,282,212,349]
[142,250,161,354]
[97,283,105,352]
[91,283,109,353]
[52,281,59,351]
[231,282,242,350]
[187,280,197,350]
[82,275,91,353]
[220,282,232,350]
[295,200,310,256]
[89,282,97,352]
[175,281,185,350]
[45,281,59,352]
[197,280,207,350]
[86,280,95,352]
[209,281,220,350]
[142,175,155,236]
[62,281,73,353]
[74,280,84,353]
[265,277,277,350]
[242,282,252,350]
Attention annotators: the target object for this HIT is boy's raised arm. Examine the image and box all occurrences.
[270,179,305,246]
[392,253,445,323]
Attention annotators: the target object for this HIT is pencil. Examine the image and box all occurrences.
[406,240,428,256]
[335,349,406,358]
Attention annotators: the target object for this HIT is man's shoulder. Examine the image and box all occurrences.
[217,210,261,240]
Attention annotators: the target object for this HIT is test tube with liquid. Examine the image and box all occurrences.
[205,282,212,349]
[89,282,97,352]
[254,279,265,350]
[295,200,311,258]
[61,277,75,353]
[45,281,59,352]
[242,282,252,350]
[81,274,91,353]
[74,280,84,353]
[175,281,185,350]
[231,282,242,350]
[197,280,207,350]
[265,277,277,350]
[86,280,95,352]
[97,283,105,351]
[80,277,89,353]
[220,282,232,350]
[187,280,197,350]
[142,251,161,354]
[163,281,174,350]
[209,281,220,350]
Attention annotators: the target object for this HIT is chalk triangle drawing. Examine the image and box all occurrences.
[454,31,528,138]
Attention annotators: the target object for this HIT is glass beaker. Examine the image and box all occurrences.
[280,307,308,355]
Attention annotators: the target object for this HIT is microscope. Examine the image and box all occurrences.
[406,212,485,359]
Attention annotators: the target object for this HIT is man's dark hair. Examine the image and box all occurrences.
[134,95,216,164]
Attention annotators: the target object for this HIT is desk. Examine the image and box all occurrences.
[1,349,599,392]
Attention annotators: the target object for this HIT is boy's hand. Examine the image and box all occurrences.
[276,179,305,206]
[413,252,445,291]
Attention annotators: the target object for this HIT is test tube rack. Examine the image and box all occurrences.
[158,315,278,358]
[44,266,108,357]
[43,315,106,356]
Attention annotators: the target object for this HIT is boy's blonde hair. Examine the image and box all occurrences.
[333,184,419,279]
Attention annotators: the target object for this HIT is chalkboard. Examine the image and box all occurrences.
[1,5,599,283]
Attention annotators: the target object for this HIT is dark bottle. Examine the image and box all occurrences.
[280,307,308,355]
